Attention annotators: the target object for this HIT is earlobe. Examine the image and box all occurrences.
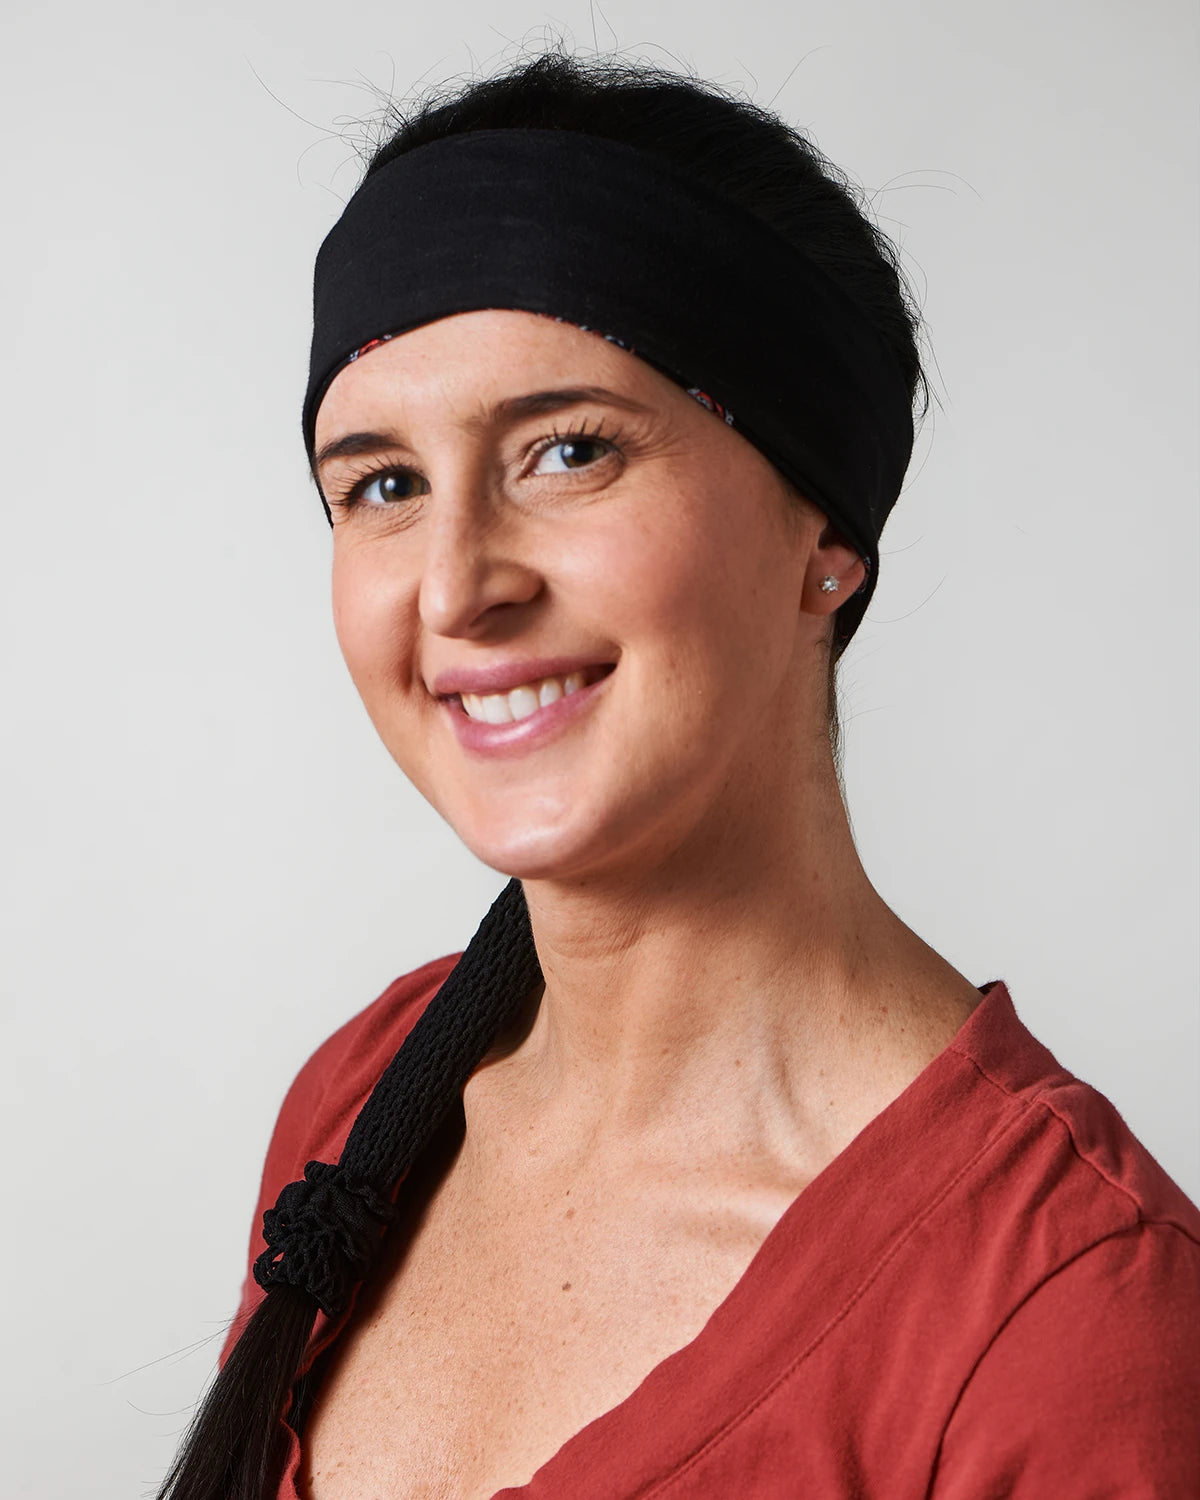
[813,522,867,597]
[805,548,866,612]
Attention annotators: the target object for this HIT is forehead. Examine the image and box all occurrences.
[313,308,681,443]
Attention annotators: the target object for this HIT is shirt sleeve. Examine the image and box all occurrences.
[214,956,456,1368]
[216,1063,316,1366]
[214,1005,388,1366]
[929,1222,1200,1499]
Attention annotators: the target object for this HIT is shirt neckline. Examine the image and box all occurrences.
[287,978,1030,1498]
[495,978,1027,1496]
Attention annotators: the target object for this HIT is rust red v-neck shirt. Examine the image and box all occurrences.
[221,960,1200,1497]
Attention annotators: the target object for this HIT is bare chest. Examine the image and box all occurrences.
[298,1136,801,1500]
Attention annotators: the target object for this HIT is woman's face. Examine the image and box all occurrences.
[314,309,858,885]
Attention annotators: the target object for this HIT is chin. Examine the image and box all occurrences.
[424,740,703,886]
[455,821,605,884]
[449,788,640,882]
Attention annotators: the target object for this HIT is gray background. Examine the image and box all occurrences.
[2,1,1196,1495]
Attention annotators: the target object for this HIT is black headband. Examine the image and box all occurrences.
[304,127,915,646]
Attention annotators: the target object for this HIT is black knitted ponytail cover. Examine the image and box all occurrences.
[157,877,542,1500]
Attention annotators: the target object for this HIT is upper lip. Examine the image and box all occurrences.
[430,655,615,699]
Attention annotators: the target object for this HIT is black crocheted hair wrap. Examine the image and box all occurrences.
[252,878,543,1319]
[253,1161,396,1317]
[303,129,916,651]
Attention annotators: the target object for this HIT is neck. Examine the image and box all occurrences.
[470,750,981,1178]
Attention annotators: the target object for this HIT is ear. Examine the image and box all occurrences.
[801,522,867,617]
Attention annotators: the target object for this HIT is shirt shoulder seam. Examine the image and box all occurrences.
[945,1044,1190,1235]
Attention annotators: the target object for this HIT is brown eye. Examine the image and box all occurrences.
[533,435,613,474]
[358,469,424,505]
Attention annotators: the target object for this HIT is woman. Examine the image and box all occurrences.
[159,48,1200,1500]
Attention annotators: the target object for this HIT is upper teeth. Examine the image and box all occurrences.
[461,671,589,724]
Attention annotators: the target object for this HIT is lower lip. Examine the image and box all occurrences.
[440,668,616,759]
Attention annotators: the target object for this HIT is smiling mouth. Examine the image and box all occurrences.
[451,663,616,726]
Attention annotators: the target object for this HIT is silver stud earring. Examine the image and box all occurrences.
[819,575,840,593]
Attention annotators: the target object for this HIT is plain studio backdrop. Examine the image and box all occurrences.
[1,1,1196,1495]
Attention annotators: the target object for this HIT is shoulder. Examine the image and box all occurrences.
[949,982,1200,1248]
[219,952,460,1361]
[928,985,1200,1493]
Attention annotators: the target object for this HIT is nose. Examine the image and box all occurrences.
[417,476,543,639]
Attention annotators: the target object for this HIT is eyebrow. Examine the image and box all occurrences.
[311,384,651,476]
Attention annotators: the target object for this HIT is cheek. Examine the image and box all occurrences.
[585,490,778,679]
[331,549,414,695]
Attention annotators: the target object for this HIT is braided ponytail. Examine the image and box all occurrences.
[157,878,542,1499]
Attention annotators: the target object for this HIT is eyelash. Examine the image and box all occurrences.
[328,417,625,511]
